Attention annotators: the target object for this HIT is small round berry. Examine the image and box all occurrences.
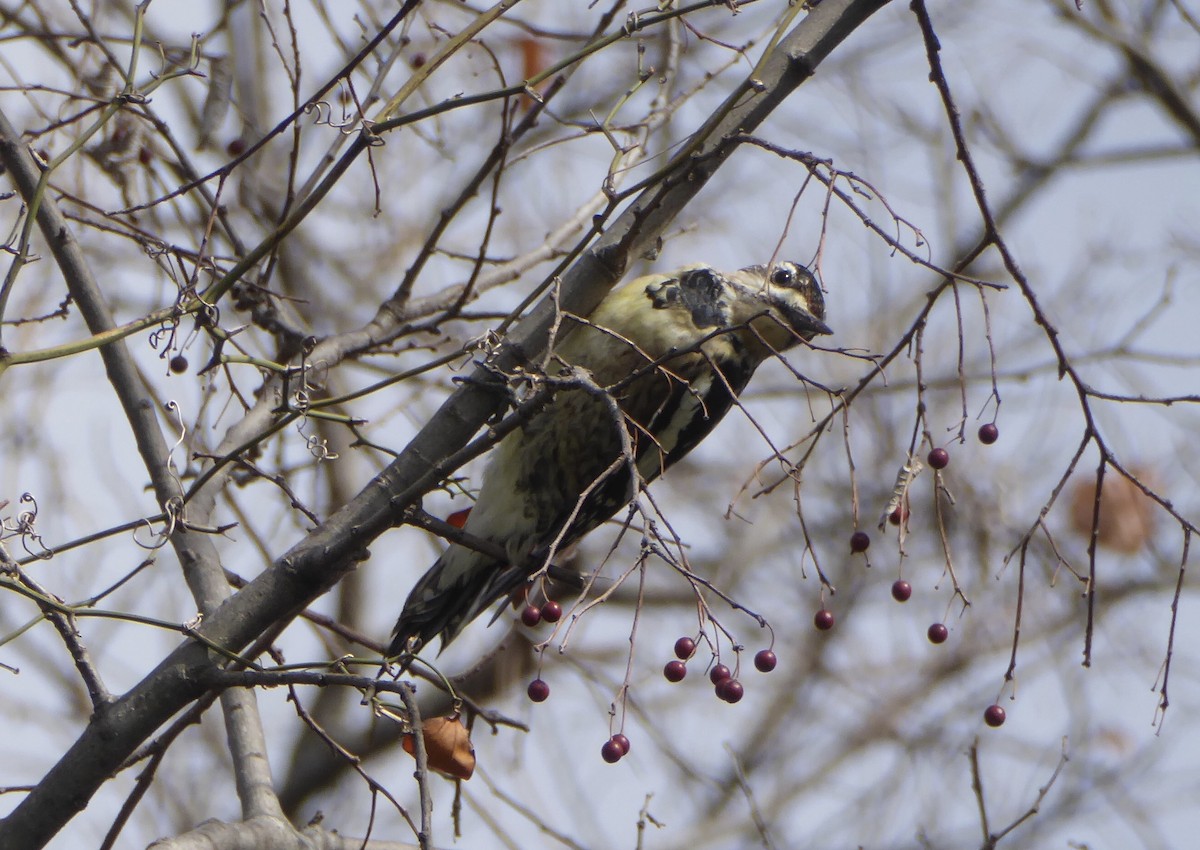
[927,623,949,644]
[520,605,542,628]
[540,600,563,623]
[226,137,247,157]
[814,609,835,631]
[753,649,777,673]
[663,660,687,683]
[891,580,912,602]
[984,704,1007,727]
[849,531,870,553]
[709,664,732,685]
[600,739,623,763]
[137,145,153,165]
[527,679,550,703]
[717,679,744,703]
[888,506,905,526]
[611,733,631,756]
[978,423,1000,445]
[168,354,189,374]
[927,447,950,470]
[673,636,696,660]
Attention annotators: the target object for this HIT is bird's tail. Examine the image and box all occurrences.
[386,544,522,661]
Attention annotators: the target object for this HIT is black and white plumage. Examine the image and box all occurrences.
[388,261,830,659]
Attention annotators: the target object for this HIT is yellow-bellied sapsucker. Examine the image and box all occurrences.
[388,261,830,659]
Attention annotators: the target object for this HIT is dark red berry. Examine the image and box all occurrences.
[137,145,153,165]
[891,580,912,602]
[600,739,623,763]
[927,623,948,644]
[410,53,427,69]
[850,531,870,553]
[928,448,950,469]
[226,137,247,157]
[663,660,687,683]
[527,678,549,702]
[753,649,777,672]
[168,354,188,374]
[984,704,1007,727]
[673,636,696,660]
[889,506,906,526]
[520,605,541,627]
[716,679,744,703]
[540,600,562,623]
[611,734,630,755]
[709,663,731,685]
[814,609,835,631]
[978,423,999,445]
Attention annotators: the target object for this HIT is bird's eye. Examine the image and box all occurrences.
[770,266,795,287]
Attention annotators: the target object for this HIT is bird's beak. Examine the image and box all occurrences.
[781,303,832,338]
[807,314,834,337]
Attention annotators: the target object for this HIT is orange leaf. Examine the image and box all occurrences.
[401,714,476,781]
[519,37,544,81]
[1069,468,1158,554]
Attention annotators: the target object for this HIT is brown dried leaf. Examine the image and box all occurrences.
[402,714,476,781]
[1069,468,1158,554]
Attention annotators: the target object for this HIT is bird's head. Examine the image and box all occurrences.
[723,260,831,355]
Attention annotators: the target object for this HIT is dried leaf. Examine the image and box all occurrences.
[402,714,475,781]
[1069,468,1158,554]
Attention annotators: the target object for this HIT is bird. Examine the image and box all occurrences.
[388,260,830,661]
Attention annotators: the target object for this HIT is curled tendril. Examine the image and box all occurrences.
[303,100,332,123]
[163,401,188,482]
[132,515,169,550]
[160,401,189,522]
[289,338,326,412]
[141,238,170,259]
[17,492,37,522]
[149,321,179,353]
[289,347,338,461]
[165,400,186,443]
[304,98,374,139]
[132,492,184,551]
[164,495,184,533]
[299,422,339,461]
[15,493,52,560]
